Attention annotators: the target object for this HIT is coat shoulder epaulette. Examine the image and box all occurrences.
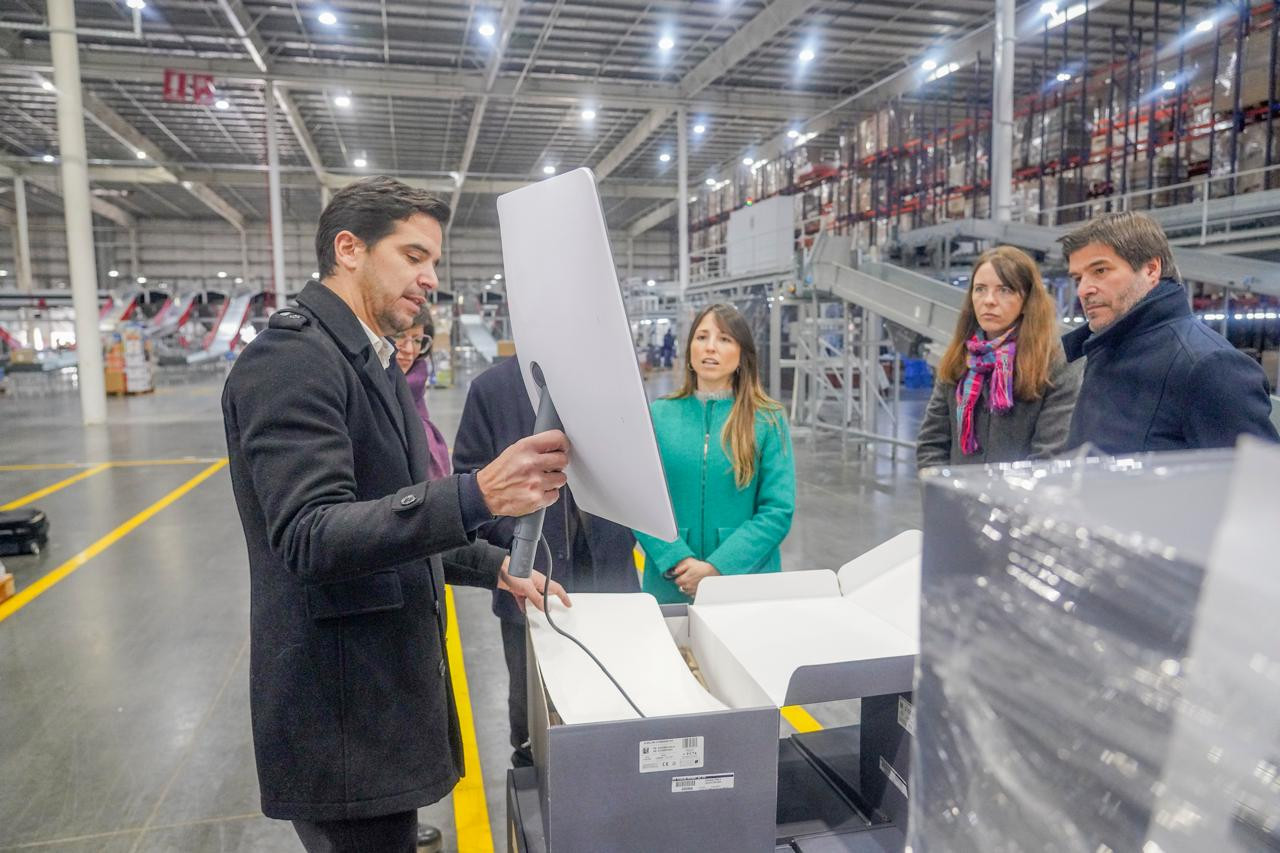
[268,310,311,331]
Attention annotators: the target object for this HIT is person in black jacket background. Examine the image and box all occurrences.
[1060,211,1278,453]
[222,177,571,853]
[452,356,638,767]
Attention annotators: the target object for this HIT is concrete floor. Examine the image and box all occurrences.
[0,362,926,852]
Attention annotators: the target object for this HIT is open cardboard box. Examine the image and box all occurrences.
[524,531,921,852]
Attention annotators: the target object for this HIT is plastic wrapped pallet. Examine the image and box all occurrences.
[909,440,1280,853]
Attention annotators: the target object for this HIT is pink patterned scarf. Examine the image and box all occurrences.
[954,326,1017,456]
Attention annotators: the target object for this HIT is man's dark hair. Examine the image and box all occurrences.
[315,176,451,278]
[1058,210,1180,282]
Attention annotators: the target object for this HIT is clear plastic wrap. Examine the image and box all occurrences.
[909,442,1280,853]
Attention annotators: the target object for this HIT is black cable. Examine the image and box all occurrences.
[538,534,646,718]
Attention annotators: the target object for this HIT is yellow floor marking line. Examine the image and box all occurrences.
[0,460,227,625]
[0,463,112,511]
[781,705,824,733]
[444,585,495,853]
[0,463,92,472]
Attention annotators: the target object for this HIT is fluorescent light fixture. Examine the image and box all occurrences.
[108,269,119,278]
[742,157,754,166]
[478,21,496,38]
[0,270,6,277]
[658,35,675,51]
[40,79,55,92]
[705,177,716,186]
[135,150,147,159]
[353,156,367,168]
[798,47,816,63]
[333,94,351,108]
[494,273,503,280]
[659,153,671,163]
[1195,18,1213,31]
[42,154,54,162]
[1057,72,1072,82]
[136,276,147,284]
[927,62,961,82]
[921,58,938,72]
[1163,79,1177,91]
[581,108,596,121]
[542,165,556,175]
[215,98,230,110]
[787,129,801,139]
[217,271,228,279]
[646,279,656,286]
[234,277,244,284]
[693,123,706,134]
[318,10,337,25]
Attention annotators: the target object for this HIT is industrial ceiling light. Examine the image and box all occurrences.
[581,108,597,121]
[42,154,54,162]
[135,150,147,159]
[217,271,228,279]
[659,152,671,163]
[658,35,675,51]
[137,276,147,284]
[108,269,119,278]
[1195,19,1213,32]
[478,21,496,38]
[646,279,656,286]
[1057,72,1072,82]
[494,273,503,280]
[693,123,706,134]
[542,164,556,175]
[312,272,321,279]
[798,47,816,63]
[334,94,351,108]
[235,277,244,284]
[40,79,54,92]
[787,129,801,139]
[126,0,146,9]
[353,155,368,168]
[705,177,716,186]
[317,10,337,26]
[921,58,938,72]
[1040,1,1058,14]
[215,98,230,110]
[742,157,754,166]
[1162,79,1177,91]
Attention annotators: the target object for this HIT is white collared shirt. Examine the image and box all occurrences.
[357,318,395,370]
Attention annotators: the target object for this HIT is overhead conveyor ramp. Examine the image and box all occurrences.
[897,218,1280,297]
[811,258,964,345]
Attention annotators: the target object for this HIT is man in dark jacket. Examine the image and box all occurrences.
[222,177,570,852]
[453,356,639,767]
[1060,211,1278,453]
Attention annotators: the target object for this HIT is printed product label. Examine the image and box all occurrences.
[671,773,734,793]
[639,736,704,773]
[898,695,916,736]
[880,756,908,797]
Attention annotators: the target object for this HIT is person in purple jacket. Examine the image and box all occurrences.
[393,307,452,480]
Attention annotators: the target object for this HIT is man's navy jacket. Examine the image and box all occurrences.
[1064,278,1278,453]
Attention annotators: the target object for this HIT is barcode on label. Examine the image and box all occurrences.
[681,737,699,748]
[671,772,734,793]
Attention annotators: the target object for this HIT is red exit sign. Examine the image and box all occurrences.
[162,69,216,105]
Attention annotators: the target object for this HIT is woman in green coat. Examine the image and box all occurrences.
[635,303,796,603]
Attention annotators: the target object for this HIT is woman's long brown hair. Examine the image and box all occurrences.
[669,303,785,488]
[936,245,1063,401]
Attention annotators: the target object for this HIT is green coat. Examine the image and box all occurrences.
[634,395,796,604]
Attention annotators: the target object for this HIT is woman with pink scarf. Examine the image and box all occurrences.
[393,308,452,480]
[916,246,1082,469]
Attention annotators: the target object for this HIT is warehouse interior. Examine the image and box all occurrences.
[1,1,1279,851]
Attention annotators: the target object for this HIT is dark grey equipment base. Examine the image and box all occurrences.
[507,725,907,853]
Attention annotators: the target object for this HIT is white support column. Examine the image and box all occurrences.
[48,0,106,424]
[265,82,287,307]
[239,228,250,283]
[128,227,139,280]
[14,177,33,292]
[992,0,1016,222]
[677,106,689,297]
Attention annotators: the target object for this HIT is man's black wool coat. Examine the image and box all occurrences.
[222,281,506,821]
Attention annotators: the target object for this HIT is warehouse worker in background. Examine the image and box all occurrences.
[222,176,570,853]
[1060,210,1278,453]
[453,355,639,768]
